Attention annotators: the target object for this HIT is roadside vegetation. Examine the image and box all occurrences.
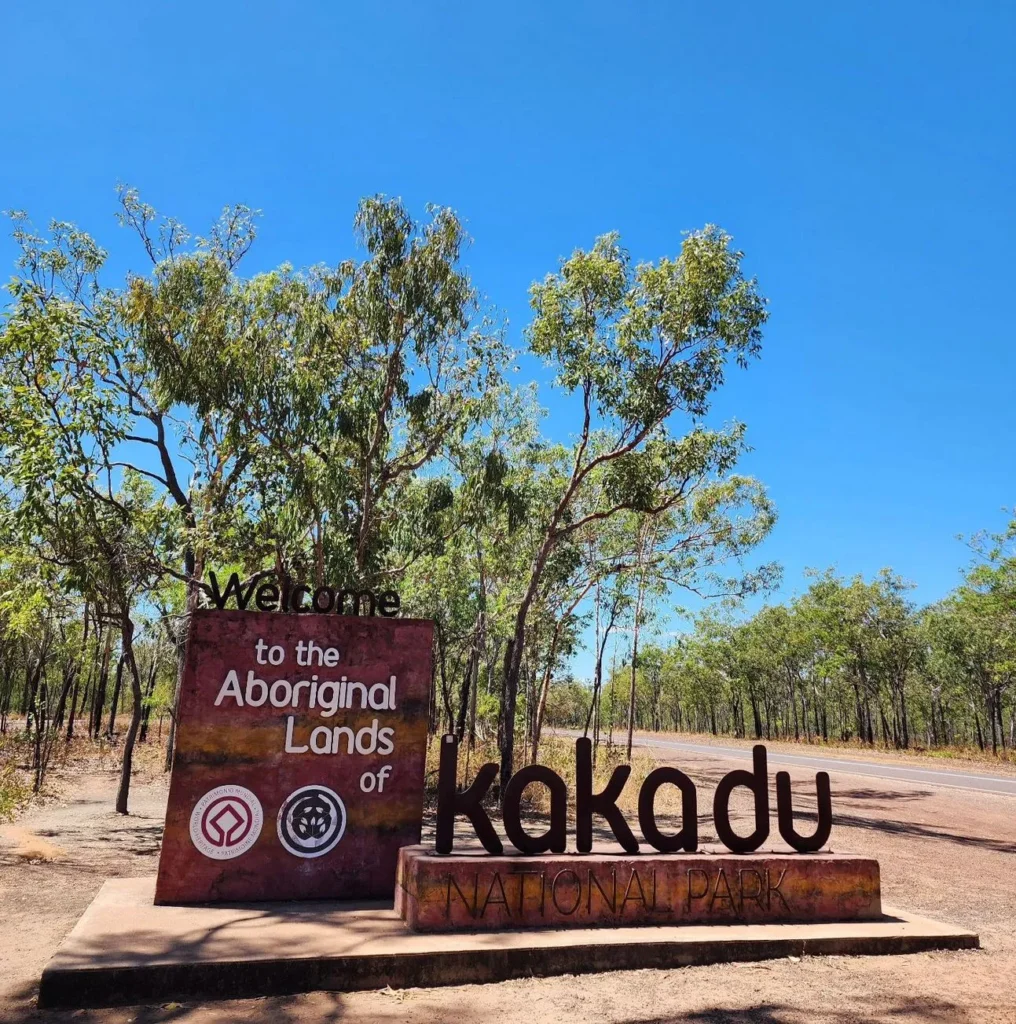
[1,188,1012,822]
[564,537,1016,760]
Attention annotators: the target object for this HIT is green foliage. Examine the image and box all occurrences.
[3,185,1012,786]
[597,551,1016,757]
[543,677,590,728]
[0,187,781,788]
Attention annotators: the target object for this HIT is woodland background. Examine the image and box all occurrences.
[1,191,1013,816]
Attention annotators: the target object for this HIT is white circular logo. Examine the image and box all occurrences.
[277,784,347,859]
[189,785,263,860]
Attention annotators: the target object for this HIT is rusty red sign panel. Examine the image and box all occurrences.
[155,609,433,904]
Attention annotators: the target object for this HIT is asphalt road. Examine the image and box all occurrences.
[553,729,1016,797]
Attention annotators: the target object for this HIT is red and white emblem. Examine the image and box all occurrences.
[189,785,263,860]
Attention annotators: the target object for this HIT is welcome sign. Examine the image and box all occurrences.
[155,608,433,904]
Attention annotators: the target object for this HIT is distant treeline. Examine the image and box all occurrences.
[0,600,175,794]
[546,554,1016,756]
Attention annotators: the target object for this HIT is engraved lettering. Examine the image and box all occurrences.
[480,872,510,917]
[445,872,478,918]
[687,868,710,910]
[709,867,735,911]
[766,867,790,912]
[621,867,649,913]
[514,869,543,915]
[739,868,765,912]
[652,867,673,912]
[551,869,582,916]
[587,868,617,914]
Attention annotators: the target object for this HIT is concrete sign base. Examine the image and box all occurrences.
[38,876,977,1009]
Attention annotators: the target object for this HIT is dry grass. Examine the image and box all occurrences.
[0,760,31,822]
[0,733,33,822]
[0,716,171,821]
[0,824,65,862]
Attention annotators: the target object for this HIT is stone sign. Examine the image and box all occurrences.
[395,733,872,933]
[155,608,433,904]
[396,848,881,931]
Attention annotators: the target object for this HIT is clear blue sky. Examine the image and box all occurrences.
[3,2,1014,651]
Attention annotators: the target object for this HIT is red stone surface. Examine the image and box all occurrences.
[396,846,882,932]
[155,610,433,904]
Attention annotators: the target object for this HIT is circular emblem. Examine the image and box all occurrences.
[277,784,347,859]
[189,785,263,860]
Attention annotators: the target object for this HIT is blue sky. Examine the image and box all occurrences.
[2,1,1014,657]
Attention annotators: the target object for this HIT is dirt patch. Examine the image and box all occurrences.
[2,826,66,863]
[0,766,168,1010]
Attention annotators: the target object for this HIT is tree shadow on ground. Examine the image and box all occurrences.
[792,807,1016,856]
[4,985,352,1024]
[0,992,981,1024]
[834,789,933,803]
[632,994,975,1023]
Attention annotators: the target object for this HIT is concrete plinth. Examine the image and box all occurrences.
[38,876,977,1009]
[396,846,881,932]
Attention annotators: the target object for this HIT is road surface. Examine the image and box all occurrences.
[552,729,1016,797]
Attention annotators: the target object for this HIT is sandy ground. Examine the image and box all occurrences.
[2,741,1015,1023]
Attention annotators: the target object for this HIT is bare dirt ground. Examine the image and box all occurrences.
[2,741,1015,1024]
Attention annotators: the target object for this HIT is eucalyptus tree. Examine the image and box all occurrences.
[813,571,923,747]
[1,192,504,766]
[497,227,773,785]
[752,605,816,741]
[684,611,758,739]
[585,573,630,754]
[964,518,1016,748]
[0,534,62,759]
[919,604,976,747]
[0,301,169,812]
[612,477,781,757]
[866,571,923,749]
[233,196,508,589]
[926,555,1016,754]
[649,626,729,735]
[527,531,596,763]
[0,194,278,770]
[622,513,662,757]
